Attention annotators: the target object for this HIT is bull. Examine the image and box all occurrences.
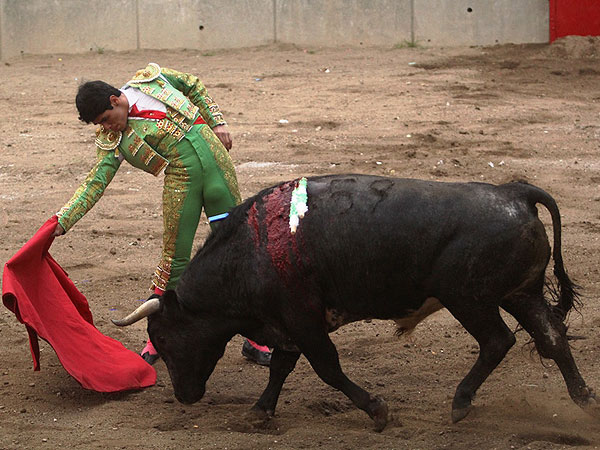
[114,174,597,431]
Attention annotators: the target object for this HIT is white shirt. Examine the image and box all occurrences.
[120,86,166,114]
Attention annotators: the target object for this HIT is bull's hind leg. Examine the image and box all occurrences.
[502,294,597,413]
[447,303,516,423]
[252,349,300,418]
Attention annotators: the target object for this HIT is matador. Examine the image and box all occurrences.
[53,63,271,366]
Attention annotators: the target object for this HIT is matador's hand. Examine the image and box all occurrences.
[52,223,65,237]
[212,124,232,151]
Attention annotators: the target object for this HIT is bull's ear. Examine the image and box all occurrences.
[162,289,179,315]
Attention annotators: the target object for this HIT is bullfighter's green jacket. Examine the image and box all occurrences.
[57,63,237,232]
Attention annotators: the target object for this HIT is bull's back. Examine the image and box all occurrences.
[296,175,550,317]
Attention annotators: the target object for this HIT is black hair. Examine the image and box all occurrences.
[75,80,121,123]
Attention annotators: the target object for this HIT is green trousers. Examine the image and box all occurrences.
[152,124,241,291]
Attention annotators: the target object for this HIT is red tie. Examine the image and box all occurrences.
[129,104,206,124]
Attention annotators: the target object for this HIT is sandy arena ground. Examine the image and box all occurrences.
[2,37,600,449]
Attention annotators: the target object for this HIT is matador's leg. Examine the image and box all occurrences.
[152,148,204,292]
[142,141,204,364]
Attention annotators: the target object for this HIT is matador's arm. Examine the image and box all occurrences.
[56,147,122,232]
[160,67,227,129]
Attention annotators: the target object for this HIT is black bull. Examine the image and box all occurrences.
[114,175,598,431]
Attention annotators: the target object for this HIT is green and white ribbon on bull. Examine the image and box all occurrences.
[289,177,308,234]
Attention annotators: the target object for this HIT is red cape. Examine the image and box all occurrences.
[2,216,156,392]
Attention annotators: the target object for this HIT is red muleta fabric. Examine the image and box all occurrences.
[2,216,156,392]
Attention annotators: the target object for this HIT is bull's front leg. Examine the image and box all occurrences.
[297,331,389,431]
[251,348,300,418]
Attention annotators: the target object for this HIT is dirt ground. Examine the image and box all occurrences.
[2,37,600,449]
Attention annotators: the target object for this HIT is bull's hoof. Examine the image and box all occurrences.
[230,410,279,434]
[451,405,473,423]
[577,388,600,418]
[249,405,274,420]
[244,407,277,431]
[369,396,389,432]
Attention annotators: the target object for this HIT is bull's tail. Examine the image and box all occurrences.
[520,182,580,321]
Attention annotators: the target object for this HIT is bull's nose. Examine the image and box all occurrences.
[175,394,200,405]
[174,387,205,405]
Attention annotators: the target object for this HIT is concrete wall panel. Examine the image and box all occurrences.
[414,0,549,46]
[1,0,137,58]
[276,0,412,47]
[0,0,551,60]
[138,0,275,51]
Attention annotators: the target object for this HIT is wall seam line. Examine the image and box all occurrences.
[136,0,140,50]
[0,0,4,61]
[410,0,415,44]
[273,0,277,43]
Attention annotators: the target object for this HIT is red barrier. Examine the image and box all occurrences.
[550,0,600,42]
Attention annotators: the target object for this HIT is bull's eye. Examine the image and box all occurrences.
[156,335,166,345]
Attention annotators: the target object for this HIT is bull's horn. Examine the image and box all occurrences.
[111,298,160,326]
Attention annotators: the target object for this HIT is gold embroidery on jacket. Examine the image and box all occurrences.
[167,107,194,132]
[128,63,161,83]
[95,127,122,150]
[56,150,119,231]
[155,88,172,102]
[139,85,155,96]
[128,135,145,156]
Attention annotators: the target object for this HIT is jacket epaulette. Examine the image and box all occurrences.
[95,127,122,151]
[127,62,161,84]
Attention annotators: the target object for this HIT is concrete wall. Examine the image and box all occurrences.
[414,0,549,46]
[138,0,276,50]
[0,0,549,60]
[0,0,138,58]
[275,0,412,46]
